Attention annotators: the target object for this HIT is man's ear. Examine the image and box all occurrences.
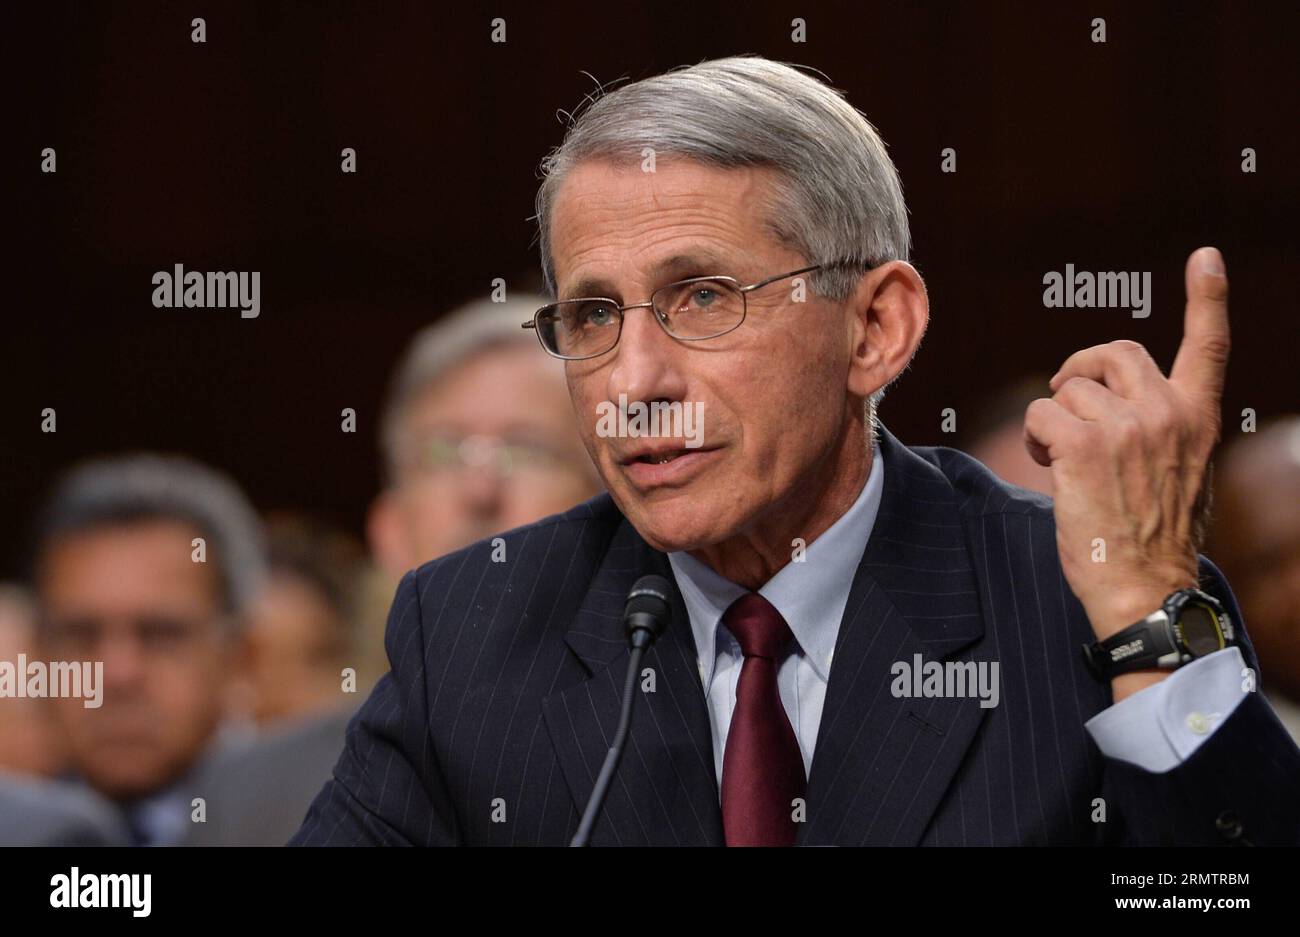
[366,490,412,582]
[845,260,929,400]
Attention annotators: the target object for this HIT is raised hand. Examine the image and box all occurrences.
[1023,247,1230,700]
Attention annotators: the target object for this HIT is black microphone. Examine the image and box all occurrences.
[570,575,672,846]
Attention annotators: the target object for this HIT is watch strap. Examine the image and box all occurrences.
[1082,610,1181,680]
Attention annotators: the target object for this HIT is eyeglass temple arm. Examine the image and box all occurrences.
[739,263,824,294]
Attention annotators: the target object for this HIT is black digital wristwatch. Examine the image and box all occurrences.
[1082,587,1235,682]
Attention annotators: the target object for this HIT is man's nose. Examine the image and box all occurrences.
[99,630,147,689]
[606,306,687,406]
[461,464,506,515]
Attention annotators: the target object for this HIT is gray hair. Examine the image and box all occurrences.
[379,294,559,480]
[33,454,266,618]
[534,55,913,418]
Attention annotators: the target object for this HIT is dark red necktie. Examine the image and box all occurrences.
[720,592,806,846]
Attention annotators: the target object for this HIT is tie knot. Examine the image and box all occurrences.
[722,593,794,660]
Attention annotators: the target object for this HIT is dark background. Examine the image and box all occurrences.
[5,0,1297,579]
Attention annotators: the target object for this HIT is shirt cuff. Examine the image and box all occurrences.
[1084,647,1249,773]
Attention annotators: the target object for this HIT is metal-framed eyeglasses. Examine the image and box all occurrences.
[522,263,838,360]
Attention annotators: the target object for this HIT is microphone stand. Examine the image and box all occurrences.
[569,637,650,847]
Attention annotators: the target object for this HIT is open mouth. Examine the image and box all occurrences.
[632,449,692,465]
[619,445,721,489]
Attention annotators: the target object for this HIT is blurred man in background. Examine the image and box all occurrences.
[355,294,602,681]
[961,376,1054,497]
[30,454,265,845]
[0,584,67,777]
[1209,416,1300,741]
[0,584,124,846]
[186,513,367,845]
[241,513,365,726]
[194,294,603,844]
[367,294,601,582]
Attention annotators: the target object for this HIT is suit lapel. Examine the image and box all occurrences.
[541,427,992,847]
[798,427,991,846]
[540,518,723,846]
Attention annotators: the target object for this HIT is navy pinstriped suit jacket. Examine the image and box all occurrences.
[291,426,1300,846]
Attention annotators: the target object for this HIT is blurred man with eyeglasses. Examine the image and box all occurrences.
[367,294,601,584]
[30,455,265,845]
[186,298,602,846]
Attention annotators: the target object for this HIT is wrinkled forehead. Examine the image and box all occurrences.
[549,158,791,299]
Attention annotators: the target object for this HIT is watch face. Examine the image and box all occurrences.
[1179,603,1224,656]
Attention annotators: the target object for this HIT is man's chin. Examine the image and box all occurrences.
[86,766,171,802]
[620,500,732,554]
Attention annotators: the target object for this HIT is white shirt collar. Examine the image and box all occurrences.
[668,443,885,685]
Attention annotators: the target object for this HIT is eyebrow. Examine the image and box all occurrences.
[562,248,736,301]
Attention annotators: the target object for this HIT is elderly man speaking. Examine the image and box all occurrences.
[293,56,1299,846]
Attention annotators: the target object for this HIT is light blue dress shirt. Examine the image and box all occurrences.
[668,443,1248,786]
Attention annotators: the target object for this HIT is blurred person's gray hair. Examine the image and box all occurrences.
[0,583,36,620]
[533,55,913,419]
[32,454,267,619]
[378,294,557,481]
